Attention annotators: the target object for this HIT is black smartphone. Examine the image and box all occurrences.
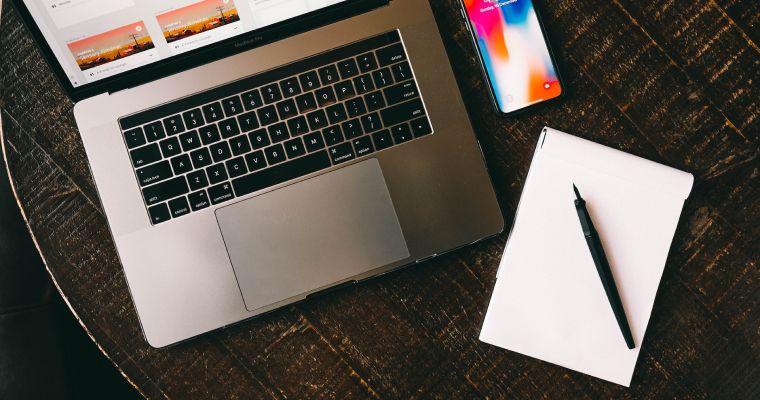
[457,0,564,116]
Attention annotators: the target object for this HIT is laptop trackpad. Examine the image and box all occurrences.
[216,159,410,311]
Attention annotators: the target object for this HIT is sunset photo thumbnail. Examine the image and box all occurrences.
[67,21,155,71]
[157,0,241,44]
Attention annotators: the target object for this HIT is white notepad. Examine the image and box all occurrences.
[480,127,693,387]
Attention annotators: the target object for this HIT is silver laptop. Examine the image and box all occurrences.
[13,0,503,347]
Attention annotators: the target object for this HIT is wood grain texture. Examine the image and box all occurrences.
[1,0,758,398]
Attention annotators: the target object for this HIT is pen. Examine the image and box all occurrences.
[573,184,635,349]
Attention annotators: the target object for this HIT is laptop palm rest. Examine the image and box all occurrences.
[215,159,410,312]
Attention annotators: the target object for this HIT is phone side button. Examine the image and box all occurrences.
[461,11,471,32]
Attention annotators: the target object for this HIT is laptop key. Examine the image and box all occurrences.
[248,128,271,149]
[170,154,193,175]
[287,116,309,136]
[361,112,383,133]
[372,129,393,151]
[207,163,229,184]
[219,118,241,139]
[202,102,224,123]
[163,115,185,136]
[391,61,412,82]
[130,143,162,168]
[381,99,425,127]
[307,110,329,131]
[284,137,306,158]
[222,96,244,116]
[342,119,363,140]
[182,109,205,129]
[345,98,367,118]
[242,89,263,110]
[335,80,356,101]
[148,203,171,224]
[143,176,189,206]
[365,91,386,111]
[230,135,252,156]
[391,123,413,144]
[257,105,279,126]
[318,64,339,85]
[265,144,287,165]
[199,124,221,145]
[190,147,212,169]
[326,103,348,125]
[384,81,419,105]
[137,160,173,186]
[280,77,302,98]
[262,83,283,104]
[179,130,201,151]
[244,150,267,172]
[237,111,259,132]
[232,150,331,197]
[377,43,406,66]
[353,74,375,95]
[124,128,146,149]
[295,92,317,113]
[329,142,355,164]
[372,68,394,88]
[188,190,210,211]
[299,71,320,91]
[208,182,235,205]
[315,86,337,107]
[353,136,375,157]
[338,58,359,79]
[226,157,248,178]
[411,117,433,137]
[323,126,343,145]
[276,99,298,120]
[187,170,209,191]
[169,197,191,218]
[144,121,166,142]
[159,136,182,158]
[304,131,326,152]
[357,52,378,72]
[268,122,290,143]
[210,141,232,162]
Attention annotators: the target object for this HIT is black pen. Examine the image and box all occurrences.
[573,184,635,349]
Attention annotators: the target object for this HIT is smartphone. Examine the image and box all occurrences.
[459,0,563,115]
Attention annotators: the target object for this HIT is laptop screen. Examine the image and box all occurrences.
[21,0,347,88]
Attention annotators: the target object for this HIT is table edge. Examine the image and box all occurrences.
[0,113,149,399]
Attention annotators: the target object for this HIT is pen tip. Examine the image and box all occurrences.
[573,183,581,200]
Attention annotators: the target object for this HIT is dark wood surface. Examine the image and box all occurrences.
[1,0,758,398]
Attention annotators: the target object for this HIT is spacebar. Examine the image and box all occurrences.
[232,151,332,197]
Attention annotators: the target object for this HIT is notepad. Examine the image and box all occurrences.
[480,127,694,387]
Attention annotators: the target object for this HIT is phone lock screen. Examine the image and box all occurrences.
[462,0,562,114]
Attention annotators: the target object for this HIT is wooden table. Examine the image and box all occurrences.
[2,0,758,398]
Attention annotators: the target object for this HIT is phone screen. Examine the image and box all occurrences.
[462,0,562,114]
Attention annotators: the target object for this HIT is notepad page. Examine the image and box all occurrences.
[480,128,693,386]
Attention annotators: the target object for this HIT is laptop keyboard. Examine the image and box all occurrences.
[118,31,433,225]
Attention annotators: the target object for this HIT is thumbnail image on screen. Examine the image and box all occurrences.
[67,21,155,71]
[158,0,241,44]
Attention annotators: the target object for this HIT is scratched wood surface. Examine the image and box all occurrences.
[1,0,758,398]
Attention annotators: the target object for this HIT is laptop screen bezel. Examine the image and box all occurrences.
[9,0,388,102]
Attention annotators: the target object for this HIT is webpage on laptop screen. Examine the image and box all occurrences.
[25,0,347,87]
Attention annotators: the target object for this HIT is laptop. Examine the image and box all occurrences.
[12,0,503,347]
